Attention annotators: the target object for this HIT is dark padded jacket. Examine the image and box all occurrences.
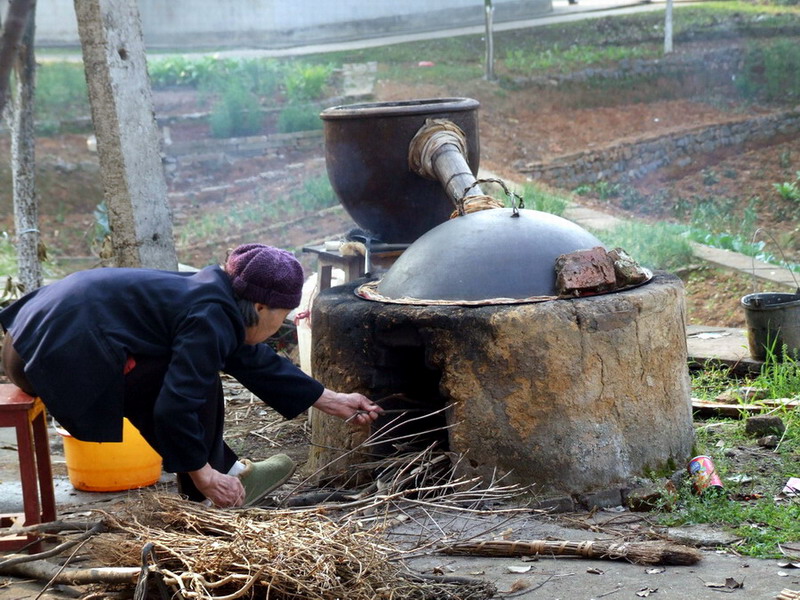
[0,265,323,472]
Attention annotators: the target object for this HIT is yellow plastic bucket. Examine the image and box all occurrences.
[57,418,163,492]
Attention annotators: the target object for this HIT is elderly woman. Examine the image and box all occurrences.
[0,243,380,507]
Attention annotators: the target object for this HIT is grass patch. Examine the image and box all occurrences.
[35,62,90,132]
[653,357,800,559]
[291,174,337,212]
[737,38,800,102]
[277,103,322,133]
[0,232,17,279]
[593,221,694,271]
[519,182,568,216]
[380,62,483,85]
[504,44,656,76]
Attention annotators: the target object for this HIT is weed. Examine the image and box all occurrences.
[779,149,792,169]
[0,232,17,279]
[381,62,482,86]
[283,63,333,102]
[663,359,800,559]
[209,84,262,138]
[504,43,655,76]
[737,39,800,102]
[619,186,648,211]
[756,344,800,398]
[277,103,322,133]
[177,175,334,249]
[595,180,621,200]
[148,56,285,101]
[291,175,337,212]
[593,221,694,271]
[701,169,719,186]
[520,183,568,216]
[35,62,90,131]
[773,180,800,202]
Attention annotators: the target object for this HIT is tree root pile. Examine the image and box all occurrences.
[89,492,495,600]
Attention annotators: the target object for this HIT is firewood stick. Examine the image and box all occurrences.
[441,539,702,566]
[0,560,140,584]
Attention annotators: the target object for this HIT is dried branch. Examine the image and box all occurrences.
[442,539,702,566]
[0,561,140,585]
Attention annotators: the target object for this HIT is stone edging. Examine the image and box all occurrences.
[518,109,800,188]
[164,129,324,159]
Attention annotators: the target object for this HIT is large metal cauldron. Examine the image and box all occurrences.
[321,98,480,243]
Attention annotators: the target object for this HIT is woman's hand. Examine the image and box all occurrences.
[189,463,246,507]
[313,388,382,426]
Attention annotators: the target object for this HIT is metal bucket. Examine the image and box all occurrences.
[741,292,800,361]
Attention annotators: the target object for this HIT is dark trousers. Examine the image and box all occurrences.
[122,355,238,501]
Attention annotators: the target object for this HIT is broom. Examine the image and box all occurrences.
[441,539,702,566]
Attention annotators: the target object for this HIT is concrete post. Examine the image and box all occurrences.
[73,0,177,270]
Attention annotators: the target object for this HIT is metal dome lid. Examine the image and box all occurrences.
[358,208,607,304]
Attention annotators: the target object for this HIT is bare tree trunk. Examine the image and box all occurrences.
[74,0,177,270]
[0,0,35,117]
[3,1,41,292]
[664,0,674,54]
[484,0,495,81]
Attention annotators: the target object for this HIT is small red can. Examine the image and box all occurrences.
[688,455,724,495]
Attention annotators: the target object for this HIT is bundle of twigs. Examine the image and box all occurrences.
[442,539,703,566]
[89,493,493,600]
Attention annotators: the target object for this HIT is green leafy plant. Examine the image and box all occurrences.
[701,169,719,186]
[283,63,332,102]
[148,56,284,99]
[595,180,621,200]
[209,84,262,138]
[773,172,800,202]
[277,103,322,133]
[773,180,800,202]
[737,39,800,102]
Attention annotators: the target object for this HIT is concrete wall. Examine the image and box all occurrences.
[31,0,552,49]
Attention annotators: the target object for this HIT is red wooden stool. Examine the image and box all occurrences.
[0,384,57,553]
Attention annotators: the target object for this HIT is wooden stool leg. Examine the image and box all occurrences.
[15,414,43,553]
[32,410,56,522]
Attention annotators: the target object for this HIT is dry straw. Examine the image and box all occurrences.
[90,493,491,600]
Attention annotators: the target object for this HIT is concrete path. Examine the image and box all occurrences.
[38,0,682,62]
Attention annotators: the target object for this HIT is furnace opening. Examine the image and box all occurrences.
[369,342,449,458]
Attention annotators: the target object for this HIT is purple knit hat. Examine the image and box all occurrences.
[226,244,304,309]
